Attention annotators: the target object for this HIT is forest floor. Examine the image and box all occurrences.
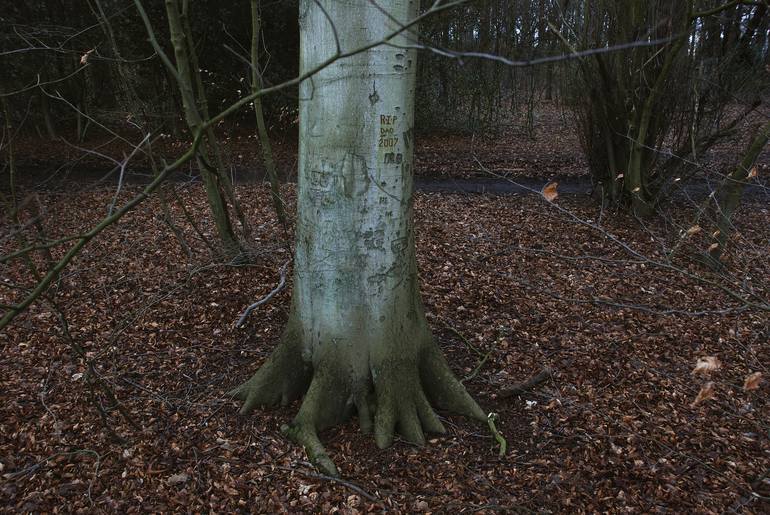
[2,102,770,512]
[1,180,769,513]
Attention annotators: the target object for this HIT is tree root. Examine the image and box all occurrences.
[228,338,311,413]
[281,422,338,477]
[420,344,487,420]
[230,338,485,477]
[372,365,442,449]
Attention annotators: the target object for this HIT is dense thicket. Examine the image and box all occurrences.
[1,1,299,137]
[2,0,768,213]
[566,0,769,212]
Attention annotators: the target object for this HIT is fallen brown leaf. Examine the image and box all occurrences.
[686,225,702,236]
[692,356,721,376]
[743,372,762,391]
[166,473,189,485]
[542,181,558,202]
[690,382,716,407]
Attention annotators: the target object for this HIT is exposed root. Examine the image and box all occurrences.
[371,359,451,449]
[353,392,374,434]
[279,368,354,477]
[373,375,423,448]
[232,337,485,477]
[281,422,338,477]
[228,338,311,414]
[420,344,487,421]
[415,388,446,435]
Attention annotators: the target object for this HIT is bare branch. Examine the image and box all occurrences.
[236,259,290,328]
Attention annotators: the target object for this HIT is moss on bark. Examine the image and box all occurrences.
[230,314,484,477]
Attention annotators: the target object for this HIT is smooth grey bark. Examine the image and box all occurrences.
[231,0,484,477]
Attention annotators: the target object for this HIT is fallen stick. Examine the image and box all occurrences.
[278,465,380,503]
[235,259,290,328]
[500,367,554,398]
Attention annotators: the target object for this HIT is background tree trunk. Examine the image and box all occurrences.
[250,0,287,228]
[163,0,243,257]
[706,120,770,264]
[231,0,484,477]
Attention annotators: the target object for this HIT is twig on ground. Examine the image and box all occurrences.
[500,368,554,399]
[235,259,290,328]
[485,368,554,458]
[463,350,492,383]
[442,320,485,357]
[487,413,507,457]
[441,319,493,382]
[279,464,380,503]
[3,449,100,480]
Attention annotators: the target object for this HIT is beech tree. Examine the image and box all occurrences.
[230,0,485,476]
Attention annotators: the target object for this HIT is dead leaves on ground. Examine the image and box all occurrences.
[691,381,716,407]
[743,371,762,391]
[690,357,720,408]
[541,181,559,202]
[692,356,722,376]
[686,225,702,236]
[2,178,769,512]
[689,357,763,407]
[166,472,189,485]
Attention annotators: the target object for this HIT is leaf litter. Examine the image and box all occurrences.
[1,163,769,512]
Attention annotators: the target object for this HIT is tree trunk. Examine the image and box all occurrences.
[250,0,287,228]
[180,0,252,240]
[38,86,58,140]
[163,0,242,257]
[231,0,484,477]
[706,119,770,265]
